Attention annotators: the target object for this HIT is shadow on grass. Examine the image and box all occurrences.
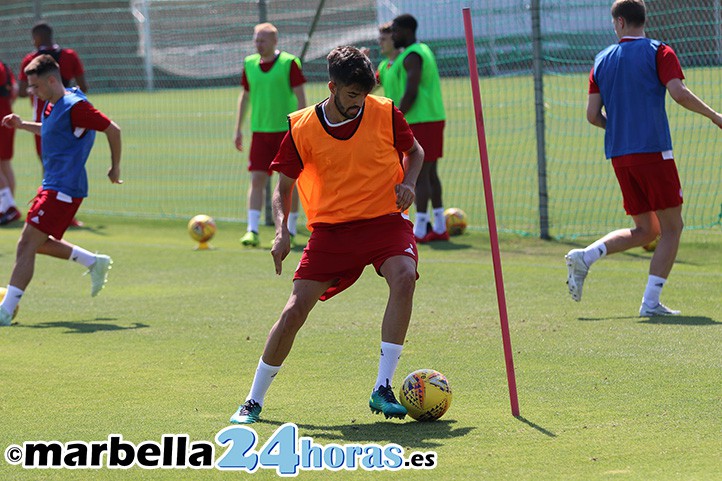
[259,418,473,449]
[66,222,111,236]
[422,241,473,251]
[639,315,718,326]
[18,317,149,334]
[514,416,557,437]
[578,315,719,326]
[578,316,639,322]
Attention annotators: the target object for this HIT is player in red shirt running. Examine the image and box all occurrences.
[19,21,89,227]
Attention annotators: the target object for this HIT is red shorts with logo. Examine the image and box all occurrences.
[26,189,83,239]
[249,132,287,174]
[294,213,419,301]
[0,123,14,160]
[612,153,683,215]
[410,121,445,162]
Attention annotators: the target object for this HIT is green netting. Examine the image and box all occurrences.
[0,0,720,238]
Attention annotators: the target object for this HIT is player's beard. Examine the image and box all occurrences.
[334,95,361,120]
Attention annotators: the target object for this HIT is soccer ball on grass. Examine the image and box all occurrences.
[444,208,468,236]
[399,369,452,421]
[188,215,216,244]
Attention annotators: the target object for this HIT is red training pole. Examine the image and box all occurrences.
[462,7,520,417]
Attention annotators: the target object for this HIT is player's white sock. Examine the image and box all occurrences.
[642,275,666,307]
[374,341,403,390]
[70,246,97,268]
[246,358,281,406]
[0,285,24,316]
[247,209,261,233]
[583,239,607,267]
[288,212,299,236]
[414,213,429,239]
[432,207,446,234]
[0,187,15,212]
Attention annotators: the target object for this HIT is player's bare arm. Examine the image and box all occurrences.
[396,139,424,211]
[18,79,28,98]
[271,173,295,275]
[1,113,41,135]
[76,73,89,93]
[103,121,123,184]
[293,85,306,110]
[666,79,722,129]
[234,89,249,151]
[586,93,606,129]
[399,53,422,114]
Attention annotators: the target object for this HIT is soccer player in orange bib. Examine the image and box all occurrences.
[230,46,425,424]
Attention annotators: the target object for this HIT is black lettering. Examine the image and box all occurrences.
[162,435,174,466]
[175,435,188,466]
[25,442,62,467]
[63,443,88,467]
[109,435,135,467]
[136,442,161,467]
[90,441,108,466]
[188,442,214,468]
[410,452,424,467]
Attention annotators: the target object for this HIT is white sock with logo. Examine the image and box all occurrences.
[71,246,97,268]
[1,285,24,316]
[414,213,429,239]
[583,239,607,267]
[432,207,446,234]
[374,341,403,390]
[246,358,282,406]
[642,275,666,307]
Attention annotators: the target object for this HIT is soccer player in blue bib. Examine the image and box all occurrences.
[0,55,123,326]
[565,0,722,316]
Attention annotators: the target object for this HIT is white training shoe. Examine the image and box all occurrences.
[88,255,112,297]
[0,308,12,327]
[639,302,681,317]
[565,249,589,302]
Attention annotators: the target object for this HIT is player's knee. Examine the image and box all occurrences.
[643,228,660,245]
[389,267,416,296]
[661,218,684,238]
[278,304,309,334]
[15,235,37,257]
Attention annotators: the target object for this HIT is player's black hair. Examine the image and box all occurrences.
[392,14,418,34]
[31,21,53,40]
[327,46,376,92]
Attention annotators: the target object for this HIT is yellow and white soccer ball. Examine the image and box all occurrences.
[399,369,452,421]
[188,214,217,243]
[642,234,660,252]
[0,287,19,320]
[444,208,468,236]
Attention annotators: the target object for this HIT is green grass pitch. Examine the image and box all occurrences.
[7,67,721,237]
[0,216,720,480]
[0,67,720,479]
